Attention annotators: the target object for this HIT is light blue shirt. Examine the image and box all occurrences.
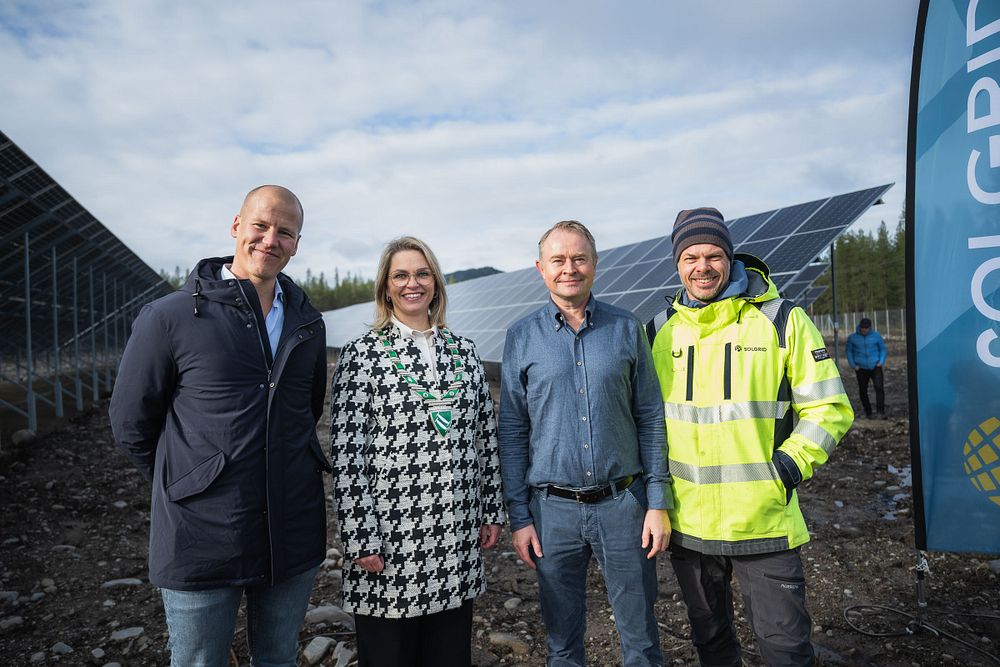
[498,296,670,531]
[220,264,284,357]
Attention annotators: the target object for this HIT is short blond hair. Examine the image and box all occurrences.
[371,236,448,330]
[537,220,598,262]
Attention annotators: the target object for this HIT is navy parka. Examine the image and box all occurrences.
[110,257,330,590]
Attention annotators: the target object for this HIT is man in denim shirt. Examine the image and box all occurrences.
[499,220,671,667]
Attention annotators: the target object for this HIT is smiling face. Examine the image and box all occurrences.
[387,249,435,330]
[229,187,302,284]
[678,243,731,303]
[536,228,596,308]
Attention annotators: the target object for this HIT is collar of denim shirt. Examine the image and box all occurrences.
[544,293,598,332]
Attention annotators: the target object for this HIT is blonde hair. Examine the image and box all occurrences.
[537,220,598,262]
[371,236,449,331]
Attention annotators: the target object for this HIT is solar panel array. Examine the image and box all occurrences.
[324,184,892,363]
[0,130,171,357]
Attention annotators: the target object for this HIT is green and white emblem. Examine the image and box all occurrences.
[378,327,464,439]
[430,409,453,438]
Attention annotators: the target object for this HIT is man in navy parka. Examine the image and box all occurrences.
[110,185,330,666]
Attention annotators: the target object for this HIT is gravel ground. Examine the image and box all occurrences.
[1,346,998,666]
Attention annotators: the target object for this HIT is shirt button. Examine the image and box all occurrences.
[259,384,265,389]
[586,471,592,477]
[583,443,589,449]
[576,361,583,366]
[581,416,587,422]
[269,382,276,388]
[235,297,242,304]
[246,323,252,329]
[578,388,585,394]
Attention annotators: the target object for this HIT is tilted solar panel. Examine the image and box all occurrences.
[324,184,892,362]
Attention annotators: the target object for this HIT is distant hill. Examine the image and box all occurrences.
[445,266,501,284]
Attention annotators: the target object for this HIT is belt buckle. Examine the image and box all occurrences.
[573,489,585,503]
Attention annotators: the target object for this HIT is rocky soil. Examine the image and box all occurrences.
[1,345,999,666]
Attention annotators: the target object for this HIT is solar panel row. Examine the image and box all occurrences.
[0,130,172,357]
[324,183,893,363]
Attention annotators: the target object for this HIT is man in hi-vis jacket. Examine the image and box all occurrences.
[646,208,853,667]
[110,185,329,667]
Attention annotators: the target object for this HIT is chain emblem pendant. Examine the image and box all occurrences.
[378,327,464,438]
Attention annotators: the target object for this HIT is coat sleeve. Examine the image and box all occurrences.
[776,308,854,483]
[845,334,856,368]
[328,339,383,560]
[876,332,888,366]
[108,304,177,482]
[469,342,506,526]
[310,328,328,425]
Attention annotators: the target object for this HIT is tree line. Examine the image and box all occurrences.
[157,266,501,312]
[808,215,905,314]
[158,266,375,312]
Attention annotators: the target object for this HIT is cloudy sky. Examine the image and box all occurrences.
[1,1,918,282]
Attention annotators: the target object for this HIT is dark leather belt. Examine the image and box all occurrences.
[546,475,634,503]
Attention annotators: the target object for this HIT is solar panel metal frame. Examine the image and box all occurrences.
[1,129,173,430]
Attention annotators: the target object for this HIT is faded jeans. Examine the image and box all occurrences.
[530,477,663,667]
[160,565,319,667]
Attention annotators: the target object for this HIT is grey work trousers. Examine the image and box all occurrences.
[669,544,814,667]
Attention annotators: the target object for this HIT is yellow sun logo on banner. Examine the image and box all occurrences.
[964,417,1000,508]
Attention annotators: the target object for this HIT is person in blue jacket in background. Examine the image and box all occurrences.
[845,317,887,419]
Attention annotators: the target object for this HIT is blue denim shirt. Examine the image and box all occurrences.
[499,296,671,531]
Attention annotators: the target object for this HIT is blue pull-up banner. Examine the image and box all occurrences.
[907,0,1000,554]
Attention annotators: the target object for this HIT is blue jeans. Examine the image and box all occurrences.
[160,566,319,667]
[530,478,663,667]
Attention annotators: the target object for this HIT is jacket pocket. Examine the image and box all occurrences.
[165,450,225,501]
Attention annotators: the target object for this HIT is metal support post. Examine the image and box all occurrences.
[24,232,37,432]
[830,242,840,368]
[73,257,83,411]
[113,278,119,353]
[90,266,98,400]
[103,273,110,391]
[51,246,63,418]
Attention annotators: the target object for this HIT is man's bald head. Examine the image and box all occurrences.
[239,185,304,227]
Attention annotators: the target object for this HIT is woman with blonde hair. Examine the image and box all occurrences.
[328,236,505,666]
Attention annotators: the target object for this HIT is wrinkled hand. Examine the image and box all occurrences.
[355,554,384,573]
[481,524,502,549]
[641,509,671,559]
[511,525,543,570]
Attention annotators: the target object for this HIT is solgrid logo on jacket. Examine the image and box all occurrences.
[647,255,854,555]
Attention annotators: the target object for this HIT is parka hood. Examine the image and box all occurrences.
[179,256,316,318]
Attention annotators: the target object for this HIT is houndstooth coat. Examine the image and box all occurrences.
[328,325,506,618]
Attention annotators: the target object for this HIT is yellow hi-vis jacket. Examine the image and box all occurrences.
[647,256,853,556]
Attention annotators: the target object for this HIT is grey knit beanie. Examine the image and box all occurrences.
[672,207,733,261]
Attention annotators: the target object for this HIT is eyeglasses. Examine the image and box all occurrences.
[390,270,435,287]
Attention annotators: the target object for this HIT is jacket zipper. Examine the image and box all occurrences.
[685,345,695,401]
[724,342,732,401]
[232,278,276,583]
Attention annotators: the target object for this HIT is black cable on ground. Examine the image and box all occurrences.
[843,604,1000,665]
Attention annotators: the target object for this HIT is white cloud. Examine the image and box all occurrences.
[0,0,918,281]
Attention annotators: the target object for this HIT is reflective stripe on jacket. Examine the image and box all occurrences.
[649,255,853,555]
